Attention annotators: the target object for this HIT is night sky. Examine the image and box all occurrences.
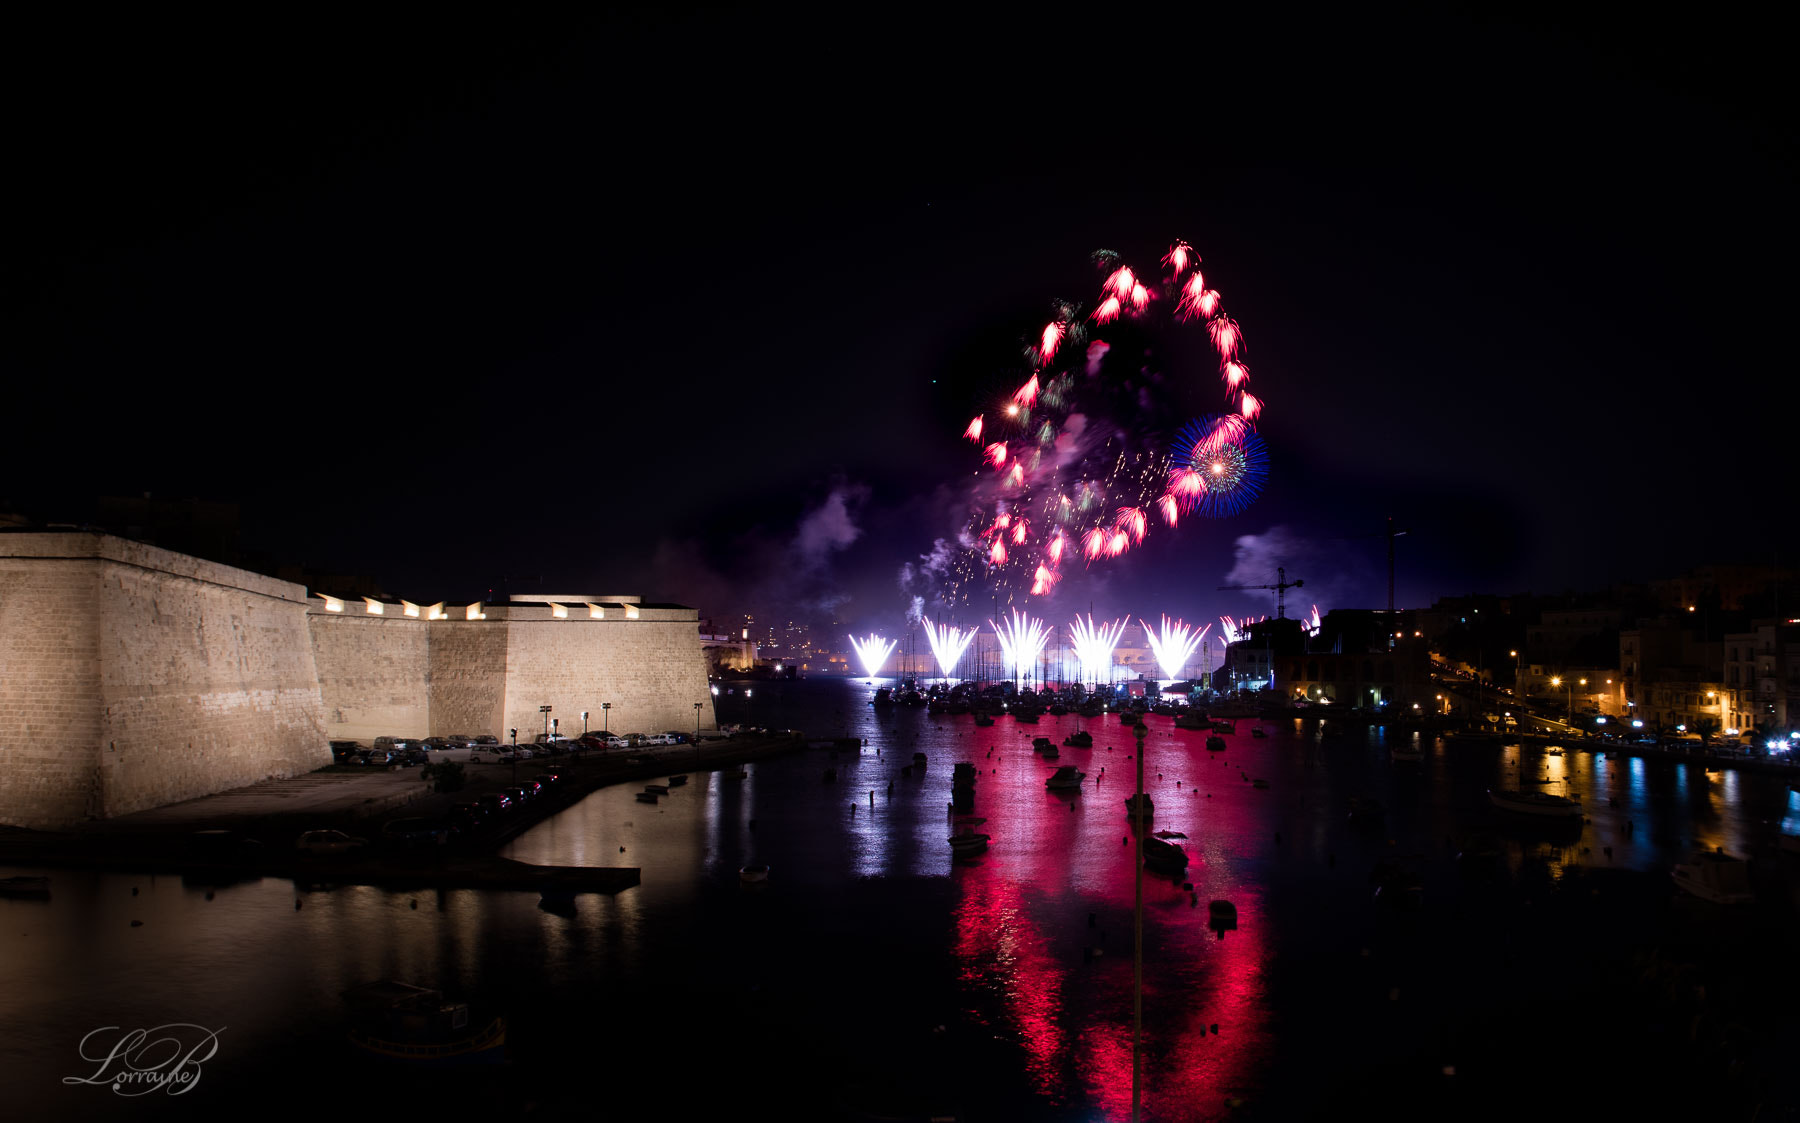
[14,11,1791,632]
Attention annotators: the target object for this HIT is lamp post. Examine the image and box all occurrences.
[1551,676,1565,726]
[602,702,610,737]
[582,711,589,738]
[694,702,703,762]
[539,704,553,741]
[746,688,753,730]
[1510,650,1520,691]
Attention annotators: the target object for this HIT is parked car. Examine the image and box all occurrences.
[360,749,394,766]
[502,786,534,806]
[472,735,499,746]
[476,793,513,815]
[295,829,367,856]
[381,817,449,846]
[516,778,545,797]
[538,771,562,786]
[399,747,429,767]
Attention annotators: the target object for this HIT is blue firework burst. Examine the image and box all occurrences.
[1172,415,1268,518]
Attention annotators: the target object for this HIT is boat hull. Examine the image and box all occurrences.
[1487,790,1581,817]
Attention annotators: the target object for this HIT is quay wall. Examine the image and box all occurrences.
[500,606,716,741]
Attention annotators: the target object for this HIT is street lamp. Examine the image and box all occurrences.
[539,704,553,740]
[582,710,589,737]
[694,702,703,761]
[1510,650,1520,690]
[601,702,611,736]
[1551,676,1568,726]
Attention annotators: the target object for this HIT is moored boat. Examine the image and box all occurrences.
[1046,765,1086,790]
[1211,720,1235,734]
[948,829,990,857]
[635,791,660,803]
[739,864,770,884]
[1174,712,1211,730]
[0,875,50,896]
[974,713,995,727]
[1142,834,1188,872]
[344,981,505,1065]
[1063,730,1093,748]
[1124,794,1154,820]
[1206,735,1226,752]
[1487,788,1581,818]
[1250,727,1267,739]
[1671,850,1754,904]
[667,774,688,786]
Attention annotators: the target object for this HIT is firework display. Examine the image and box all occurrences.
[849,634,898,679]
[1142,615,1210,681]
[924,622,980,680]
[1067,614,1129,688]
[937,239,1273,607]
[990,609,1051,685]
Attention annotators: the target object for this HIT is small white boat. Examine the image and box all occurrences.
[1045,765,1086,790]
[1488,788,1581,818]
[1671,851,1754,904]
[739,864,770,884]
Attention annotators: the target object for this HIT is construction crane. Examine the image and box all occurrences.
[1217,566,1305,618]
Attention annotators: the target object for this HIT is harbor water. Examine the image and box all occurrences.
[4,676,1798,1120]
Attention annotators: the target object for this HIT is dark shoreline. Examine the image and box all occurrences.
[0,733,816,891]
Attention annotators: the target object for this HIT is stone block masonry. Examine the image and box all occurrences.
[1,534,329,830]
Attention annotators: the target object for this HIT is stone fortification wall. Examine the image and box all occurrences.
[499,603,716,741]
[0,534,329,829]
[305,610,430,742]
[426,620,507,737]
[0,537,104,827]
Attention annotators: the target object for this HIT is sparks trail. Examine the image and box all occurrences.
[934,239,1277,607]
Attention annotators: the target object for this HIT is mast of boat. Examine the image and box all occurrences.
[1131,720,1146,1121]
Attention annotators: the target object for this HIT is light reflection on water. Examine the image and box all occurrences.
[3,678,1795,1122]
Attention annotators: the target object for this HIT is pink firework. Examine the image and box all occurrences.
[1106,266,1136,298]
[1007,463,1025,487]
[1240,392,1263,421]
[1158,493,1179,525]
[1011,518,1029,545]
[1037,321,1064,365]
[1175,271,1209,320]
[1171,467,1206,498]
[1198,289,1221,318]
[1092,294,1121,324]
[985,442,1008,468]
[1082,526,1107,560]
[1014,374,1040,408]
[989,538,1007,566]
[1047,532,1067,563]
[1222,360,1249,390]
[1162,240,1195,277]
[1106,530,1129,557]
[1030,565,1059,596]
[1129,281,1150,311]
[1115,505,1148,542]
[1208,315,1241,358]
[964,416,984,443]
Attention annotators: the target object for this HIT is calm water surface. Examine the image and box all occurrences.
[4,677,1797,1121]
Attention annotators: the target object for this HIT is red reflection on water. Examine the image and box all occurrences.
[949,720,1270,1120]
